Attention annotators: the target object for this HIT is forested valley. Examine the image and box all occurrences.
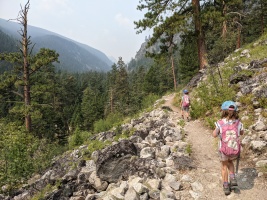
[0,0,266,194]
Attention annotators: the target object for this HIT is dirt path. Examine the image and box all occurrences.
[162,93,267,200]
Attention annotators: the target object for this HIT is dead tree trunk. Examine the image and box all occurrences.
[236,24,241,49]
[170,52,177,91]
[222,0,227,38]
[109,88,114,114]
[18,0,32,132]
[260,0,265,35]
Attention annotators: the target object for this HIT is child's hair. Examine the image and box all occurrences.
[221,110,239,119]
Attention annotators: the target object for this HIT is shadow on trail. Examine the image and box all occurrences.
[236,168,258,190]
[230,168,257,194]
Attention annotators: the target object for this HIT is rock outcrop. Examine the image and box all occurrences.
[2,107,194,200]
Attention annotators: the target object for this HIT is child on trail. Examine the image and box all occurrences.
[212,101,244,195]
[180,89,190,121]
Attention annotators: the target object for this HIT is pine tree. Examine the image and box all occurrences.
[242,0,267,43]
[81,87,103,130]
[135,0,208,69]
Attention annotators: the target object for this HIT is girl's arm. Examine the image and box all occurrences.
[238,121,244,136]
[239,122,244,135]
[212,128,219,138]
[212,122,220,138]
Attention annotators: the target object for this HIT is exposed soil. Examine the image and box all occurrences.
[162,93,267,200]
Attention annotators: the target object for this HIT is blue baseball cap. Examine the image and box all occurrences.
[183,89,188,94]
[221,101,237,111]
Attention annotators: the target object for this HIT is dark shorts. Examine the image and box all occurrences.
[182,106,189,112]
[218,151,238,162]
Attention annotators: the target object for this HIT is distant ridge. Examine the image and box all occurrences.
[0,18,113,72]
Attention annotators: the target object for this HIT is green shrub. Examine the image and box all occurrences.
[190,67,236,120]
[239,94,254,105]
[0,122,66,193]
[205,116,217,129]
[180,128,186,141]
[141,93,160,109]
[31,184,54,200]
[185,144,192,155]
[241,114,254,129]
[173,93,181,108]
[113,127,135,141]
[190,101,207,119]
[259,96,267,109]
[93,112,123,133]
[237,70,254,77]
[258,164,267,174]
[261,110,267,118]
[93,119,108,133]
[114,133,127,141]
[178,119,185,128]
[68,127,92,149]
[87,140,111,157]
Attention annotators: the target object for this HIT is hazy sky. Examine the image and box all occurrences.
[0,0,151,62]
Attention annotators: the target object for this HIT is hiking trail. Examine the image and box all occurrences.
[162,93,267,200]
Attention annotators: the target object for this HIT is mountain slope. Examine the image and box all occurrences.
[33,35,111,72]
[0,18,112,72]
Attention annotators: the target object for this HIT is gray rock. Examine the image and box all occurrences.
[253,121,267,131]
[148,189,160,199]
[140,147,155,159]
[169,181,181,191]
[255,160,267,168]
[250,141,267,151]
[140,192,149,200]
[125,187,140,200]
[191,181,204,192]
[160,189,175,199]
[145,178,161,190]
[133,183,149,194]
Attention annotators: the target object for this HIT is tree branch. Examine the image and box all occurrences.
[11,90,24,99]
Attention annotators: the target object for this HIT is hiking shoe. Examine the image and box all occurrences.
[230,177,238,186]
[223,184,231,195]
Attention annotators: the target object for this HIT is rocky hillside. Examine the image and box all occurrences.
[1,101,195,200]
[188,39,267,162]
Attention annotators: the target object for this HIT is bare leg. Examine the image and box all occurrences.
[181,108,184,118]
[221,161,229,183]
[188,109,190,119]
[221,161,231,195]
[228,160,235,174]
[228,160,238,186]
[185,110,189,119]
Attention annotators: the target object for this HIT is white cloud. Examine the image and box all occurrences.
[37,0,73,15]
[115,13,132,28]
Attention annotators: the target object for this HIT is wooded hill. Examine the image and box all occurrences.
[0,0,266,195]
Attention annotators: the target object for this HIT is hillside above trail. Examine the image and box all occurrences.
[163,93,267,200]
